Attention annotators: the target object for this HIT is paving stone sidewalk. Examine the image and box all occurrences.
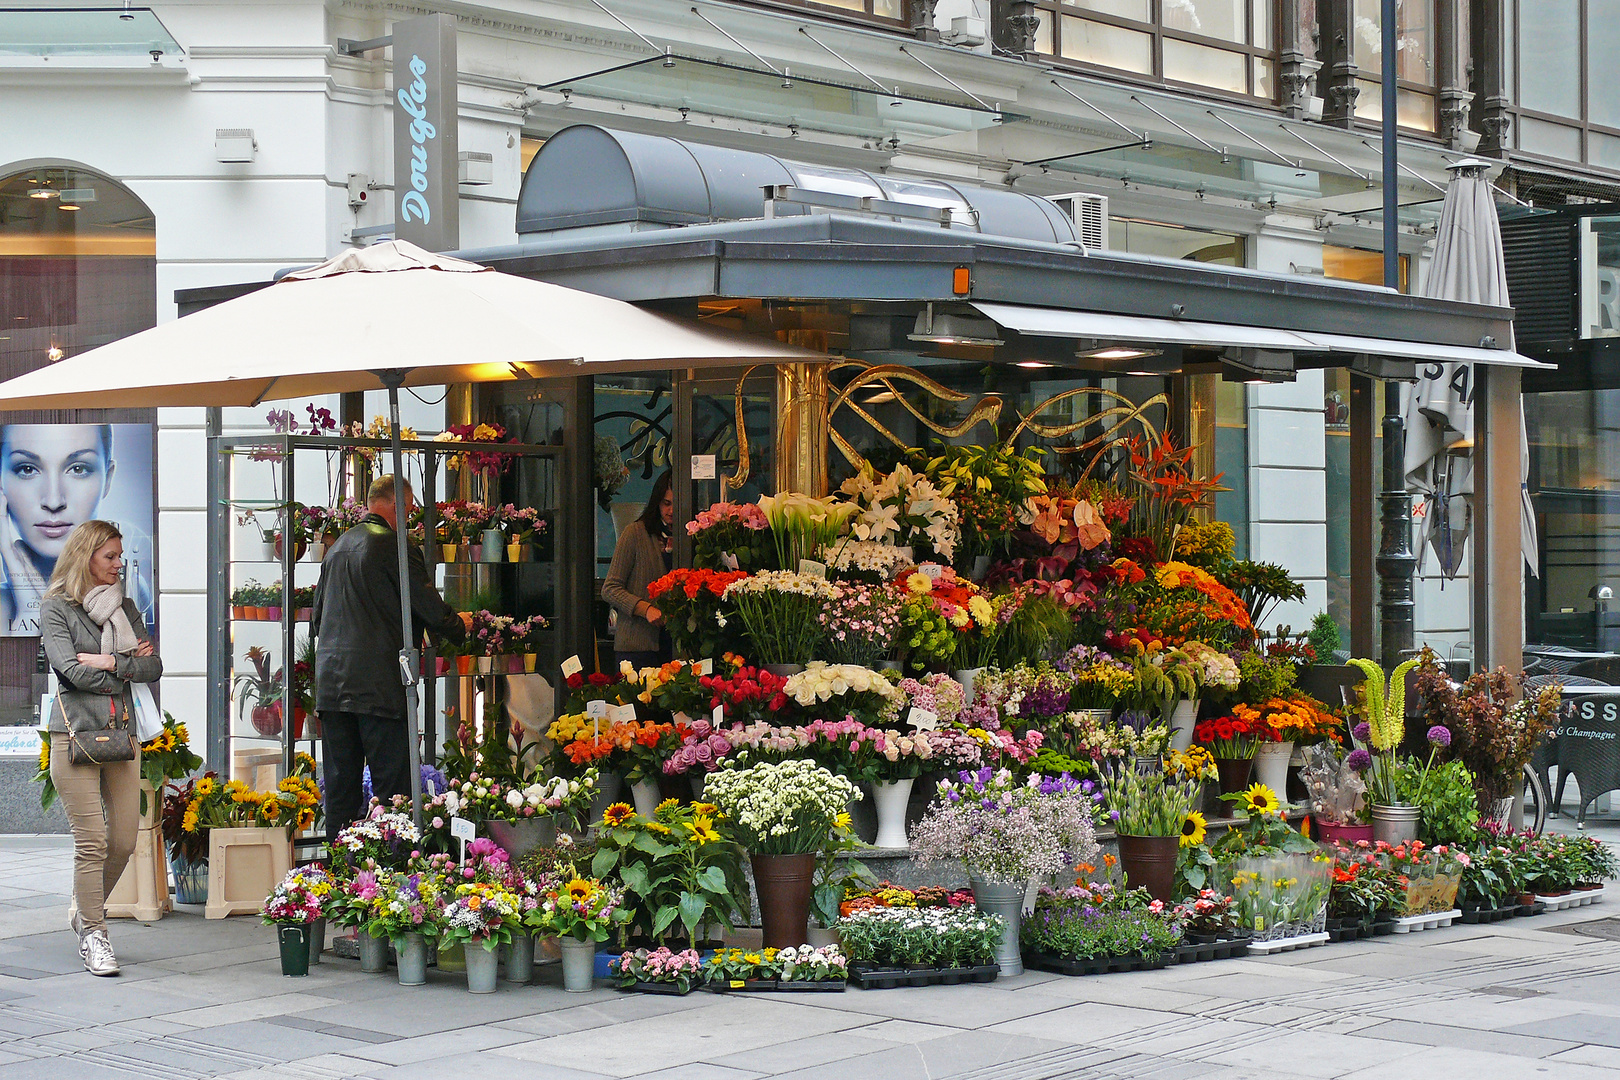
[4,832,1620,1080]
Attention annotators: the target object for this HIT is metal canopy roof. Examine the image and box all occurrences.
[457,213,1516,358]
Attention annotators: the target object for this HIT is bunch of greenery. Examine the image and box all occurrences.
[1394,757,1478,846]
[1099,765,1203,838]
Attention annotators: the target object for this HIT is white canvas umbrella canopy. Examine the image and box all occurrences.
[0,240,821,819]
[1403,161,1538,580]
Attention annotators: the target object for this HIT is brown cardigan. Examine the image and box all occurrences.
[601,520,669,654]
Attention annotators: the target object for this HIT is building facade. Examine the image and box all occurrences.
[0,0,1583,774]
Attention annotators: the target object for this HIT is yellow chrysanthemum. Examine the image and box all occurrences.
[1180,811,1207,848]
[1240,783,1282,817]
[834,812,852,830]
[905,572,932,595]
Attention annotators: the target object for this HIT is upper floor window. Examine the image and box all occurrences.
[1506,0,1620,173]
[1032,0,1278,101]
[769,0,904,20]
[1350,0,1437,132]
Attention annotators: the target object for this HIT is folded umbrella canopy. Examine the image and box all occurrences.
[1403,161,1538,581]
[0,240,820,820]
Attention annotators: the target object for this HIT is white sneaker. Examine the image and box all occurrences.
[82,930,120,977]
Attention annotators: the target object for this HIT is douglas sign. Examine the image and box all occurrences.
[391,14,459,251]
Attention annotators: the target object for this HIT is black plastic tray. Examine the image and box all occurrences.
[1325,918,1372,943]
[619,980,695,995]
[705,978,846,993]
[1024,951,1174,976]
[1459,904,1519,924]
[1173,934,1253,963]
[848,963,999,989]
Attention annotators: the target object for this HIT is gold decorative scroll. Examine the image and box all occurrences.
[824,363,1002,472]
[1009,387,1168,477]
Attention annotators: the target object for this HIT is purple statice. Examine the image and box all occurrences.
[1427,725,1452,748]
[1019,678,1072,721]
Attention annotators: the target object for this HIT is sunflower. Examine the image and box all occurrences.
[1240,783,1282,817]
[691,802,718,816]
[655,797,680,814]
[1180,811,1208,848]
[686,815,722,844]
[601,802,636,827]
[564,878,595,904]
[834,812,852,830]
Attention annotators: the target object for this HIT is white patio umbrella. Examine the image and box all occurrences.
[1403,160,1538,580]
[0,240,820,820]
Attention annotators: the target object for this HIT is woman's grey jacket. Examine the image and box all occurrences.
[40,595,162,734]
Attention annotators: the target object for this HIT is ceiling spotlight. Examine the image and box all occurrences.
[1078,345,1162,362]
[27,187,57,199]
[1015,361,1054,369]
[46,346,64,362]
[57,203,80,212]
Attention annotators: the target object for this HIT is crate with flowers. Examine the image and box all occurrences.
[837,905,1004,988]
[609,946,708,995]
[1209,782,1333,951]
[1169,889,1250,961]
[703,944,849,992]
[1020,879,1184,976]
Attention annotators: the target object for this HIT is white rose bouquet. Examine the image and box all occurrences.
[783,661,899,725]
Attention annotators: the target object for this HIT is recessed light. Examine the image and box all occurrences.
[46,346,63,362]
[1015,361,1054,369]
[1081,346,1160,362]
[27,188,57,200]
[57,203,80,212]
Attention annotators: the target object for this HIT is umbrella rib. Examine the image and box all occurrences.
[249,377,281,408]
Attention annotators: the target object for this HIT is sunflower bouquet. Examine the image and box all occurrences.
[138,712,204,812]
[534,875,629,944]
[588,797,750,949]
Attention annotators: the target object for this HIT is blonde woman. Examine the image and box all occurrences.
[40,520,162,976]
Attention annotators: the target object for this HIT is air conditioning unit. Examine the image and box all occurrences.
[458,151,494,186]
[214,128,257,164]
[1049,191,1109,249]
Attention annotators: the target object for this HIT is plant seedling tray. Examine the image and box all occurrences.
[1371,919,1397,936]
[1024,951,1174,976]
[705,978,846,993]
[621,981,695,995]
[1325,919,1372,943]
[1245,931,1329,955]
[1172,935,1252,963]
[1535,886,1605,911]
[848,963,998,989]
[1459,904,1519,924]
[1391,909,1461,933]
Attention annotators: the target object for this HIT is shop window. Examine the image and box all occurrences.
[1505,0,1620,174]
[756,0,904,20]
[1033,0,1278,100]
[1350,0,1437,132]
[1321,244,1410,291]
[1111,218,1246,264]
[0,163,156,726]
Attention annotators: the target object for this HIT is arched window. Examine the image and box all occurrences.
[0,163,156,378]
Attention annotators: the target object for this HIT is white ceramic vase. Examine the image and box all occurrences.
[870,778,914,849]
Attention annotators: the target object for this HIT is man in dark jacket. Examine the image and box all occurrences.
[311,474,467,828]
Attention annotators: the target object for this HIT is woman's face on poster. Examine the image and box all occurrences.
[2,426,114,561]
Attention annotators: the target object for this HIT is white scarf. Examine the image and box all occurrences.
[82,582,140,656]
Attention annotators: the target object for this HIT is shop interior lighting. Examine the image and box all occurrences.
[1015,361,1055,368]
[46,346,63,362]
[908,304,1003,347]
[1078,345,1162,362]
[57,202,80,211]
[27,187,57,199]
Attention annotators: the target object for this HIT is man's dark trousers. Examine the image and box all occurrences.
[322,710,410,829]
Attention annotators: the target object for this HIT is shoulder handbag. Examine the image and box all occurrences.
[65,694,138,766]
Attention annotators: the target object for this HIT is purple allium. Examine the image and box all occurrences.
[1427,725,1452,748]
[1352,722,1371,744]
[1345,749,1373,772]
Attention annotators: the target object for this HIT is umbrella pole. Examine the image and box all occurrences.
[382,373,423,828]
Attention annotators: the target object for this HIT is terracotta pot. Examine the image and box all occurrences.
[1214,756,1254,797]
[455,655,474,675]
[1116,834,1179,903]
[232,605,248,620]
[752,853,817,949]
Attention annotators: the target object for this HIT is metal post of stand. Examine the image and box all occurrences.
[280,437,296,778]
[1377,0,1415,667]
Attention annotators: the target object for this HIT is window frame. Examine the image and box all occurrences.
[1503,0,1620,175]
[740,0,908,29]
[1349,0,1440,135]
[1031,0,1281,105]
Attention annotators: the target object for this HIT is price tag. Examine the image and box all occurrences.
[906,707,939,731]
[918,563,945,580]
[697,658,713,676]
[585,700,609,720]
[450,814,476,864]
[713,704,724,726]
[561,655,583,678]
[799,558,827,579]
[729,979,744,989]
[609,703,637,724]
[720,551,740,571]
[691,454,717,480]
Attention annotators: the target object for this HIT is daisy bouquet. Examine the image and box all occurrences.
[330,810,422,873]
[910,768,1100,885]
[440,880,524,951]
[363,870,448,943]
[721,570,838,665]
[828,540,916,585]
[702,760,860,855]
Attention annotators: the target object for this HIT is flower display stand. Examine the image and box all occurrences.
[107,780,170,922]
[1245,931,1329,955]
[1391,909,1461,933]
[205,826,293,919]
[1535,886,1606,911]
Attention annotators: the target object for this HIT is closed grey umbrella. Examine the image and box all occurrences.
[1403,159,1537,579]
